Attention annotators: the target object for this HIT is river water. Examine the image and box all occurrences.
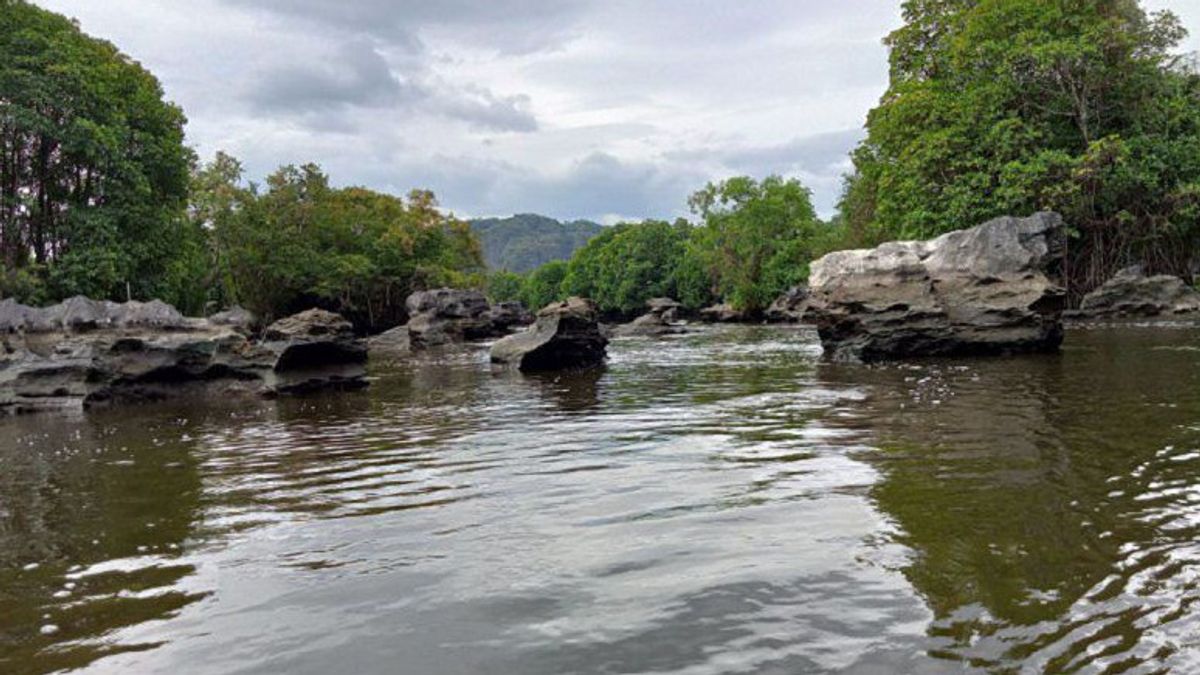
[2,324,1199,674]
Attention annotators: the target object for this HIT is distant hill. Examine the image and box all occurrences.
[469,214,604,273]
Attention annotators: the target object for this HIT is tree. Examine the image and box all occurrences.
[843,0,1200,300]
[191,154,485,329]
[560,219,694,315]
[520,259,568,311]
[689,176,826,313]
[0,1,196,305]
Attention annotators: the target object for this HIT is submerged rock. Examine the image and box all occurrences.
[1077,266,1200,318]
[805,212,1067,361]
[765,286,809,323]
[0,301,367,415]
[490,297,608,371]
[613,298,686,337]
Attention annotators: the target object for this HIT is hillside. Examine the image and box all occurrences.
[469,214,604,273]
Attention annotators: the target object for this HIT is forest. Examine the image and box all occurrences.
[2,0,1199,327]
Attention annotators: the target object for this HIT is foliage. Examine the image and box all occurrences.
[560,219,697,315]
[486,270,525,303]
[689,176,829,313]
[842,0,1200,298]
[0,0,198,307]
[469,214,603,272]
[520,260,568,311]
[192,154,485,329]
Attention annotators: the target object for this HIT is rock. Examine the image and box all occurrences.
[259,309,368,395]
[488,301,535,332]
[699,304,746,323]
[404,288,497,349]
[646,297,682,322]
[490,297,608,371]
[367,324,412,359]
[765,286,809,323]
[613,297,686,337]
[210,306,257,333]
[1077,266,1200,318]
[805,212,1067,361]
[0,301,367,415]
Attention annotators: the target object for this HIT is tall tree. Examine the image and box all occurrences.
[842,0,1200,299]
[0,0,195,304]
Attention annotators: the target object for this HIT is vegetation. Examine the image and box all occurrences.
[469,214,602,273]
[841,0,1200,299]
[192,153,484,329]
[5,0,1198,325]
[506,176,841,317]
[0,0,196,307]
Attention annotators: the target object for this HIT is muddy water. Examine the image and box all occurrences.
[1,324,1198,673]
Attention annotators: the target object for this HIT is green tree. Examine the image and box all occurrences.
[689,176,825,313]
[0,1,196,305]
[560,219,694,315]
[192,155,485,329]
[843,0,1200,299]
[487,270,525,303]
[520,260,568,311]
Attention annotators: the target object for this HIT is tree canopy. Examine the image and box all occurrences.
[841,0,1200,298]
[0,0,195,306]
[192,153,484,329]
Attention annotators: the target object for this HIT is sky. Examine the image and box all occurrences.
[35,0,1200,224]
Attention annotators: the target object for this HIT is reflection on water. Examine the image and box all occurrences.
[0,325,1198,673]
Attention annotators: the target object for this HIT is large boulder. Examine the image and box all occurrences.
[613,298,686,337]
[805,212,1067,361]
[404,288,497,349]
[490,297,608,371]
[0,301,367,415]
[1077,266,1200,318]
[764,286,810,323]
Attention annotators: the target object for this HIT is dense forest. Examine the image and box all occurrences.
[1,0,1197,327]
[469,215,602,273]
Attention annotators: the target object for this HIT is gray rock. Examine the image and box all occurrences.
[488,301,535,331]
[490,297,608,371]
[0,302,367,415]
[404,288,497,349]
[613,297,687,337]
[210,306,257,333]
[699,303,746,323]
[805,212,1067,361]
[1077,266,1200,318]
[765,286,809,323]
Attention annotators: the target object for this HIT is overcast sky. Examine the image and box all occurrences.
[36,0,1200,223]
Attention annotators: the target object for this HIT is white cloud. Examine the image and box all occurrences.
[31,0,901,219]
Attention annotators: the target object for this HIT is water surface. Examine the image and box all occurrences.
[2,325,1199,673]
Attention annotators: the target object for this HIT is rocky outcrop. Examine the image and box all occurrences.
[699,303,746,323]
[765,286,809,323]
[488,301,535,331]
[613,298,686,337]
[209,306,256,334]
[805,212,1067,361]
[0,300,366,415]
[490,297,608,371]
[405,289,495,348]
[1076,266,1200,318]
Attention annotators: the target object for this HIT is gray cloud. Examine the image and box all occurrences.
[249,40,417,113]
[38,0,912,221]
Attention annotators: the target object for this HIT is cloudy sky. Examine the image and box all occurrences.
[37,0,1200,223]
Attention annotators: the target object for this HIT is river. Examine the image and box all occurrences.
[2,324,1199,674]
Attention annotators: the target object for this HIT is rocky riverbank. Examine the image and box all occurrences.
[0,298,366,415]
